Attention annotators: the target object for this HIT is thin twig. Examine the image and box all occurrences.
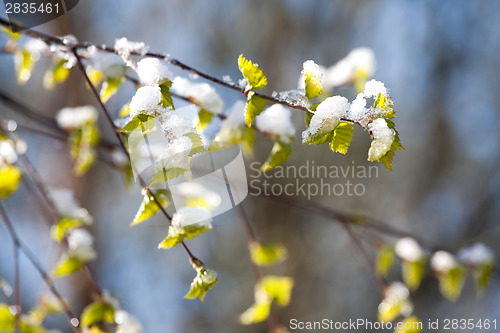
[238,205,262,282]
[338,216,387,296]
[72,50,204,268]
[238,205,283,333]
[261,195,432,247]
[13,244,20,331]
[0,90,118,150]
[0,18,366,125]
[0,204,80,332]
[16,154,103,297]
[0,90,62,132]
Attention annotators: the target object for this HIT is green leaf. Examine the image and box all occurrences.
[54,255,85,277]
[100,76,124,103]
[239,300,271,325]
[148,167,188,188]
[197,109,214,131]
[241,127,256,158]
[119,114,155,132]
[159,80,174,109]
[212,125,256,158]
[438,266,466,302]
[43,58,70,90]
[330,122,354,154]
[51,218,84,242]
[86,67,104,87]
[376,244,395,277]
[261,140,292,172]
[80,302,115,328]
[69,123,99,176]
[250,242,287,267]
[303,124,333,145]
[0,303,15,332]
[354,67,371,94]
[261,276,294,307]
[0,165,22,200]
[19,314,42,333]
[158,223,211,249]
[378,119,404,171]
[185,269,217,301]
[131,191,169,226]
[474,262,494,296]
[183,132,207,157]
[238,54,267,90]
[74,147,96,176]
[402,260,426,291]
[244,92,266,127]
[14,49,34,84]
[394,316,423,333]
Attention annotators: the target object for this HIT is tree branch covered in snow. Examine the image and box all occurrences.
[0,16,496,333]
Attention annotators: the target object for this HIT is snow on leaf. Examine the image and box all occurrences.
[136,57,173,86]
[374,93,395,119]
[185,269,217,301]
[255,104,296,140]
[302,96,348,144]
[378,119,404,171]
[302,60,323,100]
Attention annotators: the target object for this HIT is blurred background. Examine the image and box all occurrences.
[1,0,500,332]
